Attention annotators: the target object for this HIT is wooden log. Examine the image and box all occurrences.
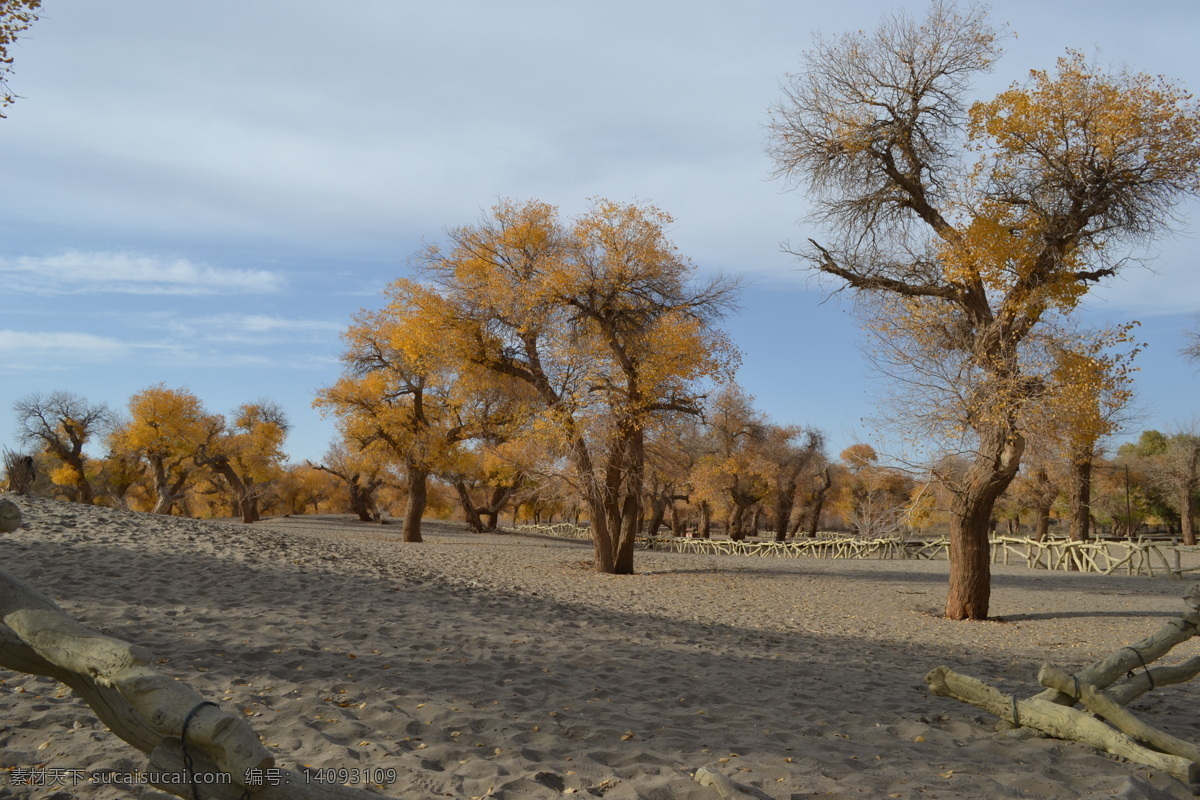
[1038,664,1200,765]
[0,566,382,800]
[1107,656,1200,706]
[1031,611,1200,706]
[694,766,750,799]
[925,666,1199,781]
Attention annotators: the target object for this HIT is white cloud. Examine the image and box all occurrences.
[0,251,285,295]
[0,330,129,365]
[106,311,344,345]
[197,314,343,334]
[172,314,345,344]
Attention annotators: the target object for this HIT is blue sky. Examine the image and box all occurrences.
[1,0,1199,465]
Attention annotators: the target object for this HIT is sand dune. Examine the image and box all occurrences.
[2,495,1200,799]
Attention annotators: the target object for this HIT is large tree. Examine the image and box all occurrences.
[419,198,739,573]
[767,1,1200,619]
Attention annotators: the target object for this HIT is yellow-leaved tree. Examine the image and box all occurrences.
[417,198,740,573]
[195,401,291,523]
[109,384,222,515]
[1033,328,1140,542]
[316,280,525,541]
[688,387,773,542]
[768,1,1200,619]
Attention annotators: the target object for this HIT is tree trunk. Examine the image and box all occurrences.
[65,453,95,505]
[614,428,645,574]
[728,502,750,541]
[1033,499,1052,541]
[945,428,1024,620]
[1068,453,1093,542]
[670,501,682,537]
[454,480,486,532]
[644,494,668,537]
[201,454,261,524]
[564,427,621,574]
[698,501,712,538]
[149,457,188,516]
[402,464,428,543]
[772,479,798,541]
[806,468,832,537]
[347,480,375,522]
[481,483,518,531]
[1181,484,1196,546]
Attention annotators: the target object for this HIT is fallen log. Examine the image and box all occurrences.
[925,666,1199,781]
[0,564,383,799]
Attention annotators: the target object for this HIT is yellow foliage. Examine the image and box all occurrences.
[112,384,218,461]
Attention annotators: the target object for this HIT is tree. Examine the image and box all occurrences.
[308,441,390,523]
[1007,448,1060,541]
[689,387,771,542]
[834,445,914,539]
[1038,331,1139,542]
[0,0,39,117]
[13,391,114,504]
[445,441,527,533]
[767,2,1200,619]
[641,420,701,537]
[277,462,337,515]
[110,385,220,515]
[315,281,524,541]
[316,294,456,541]
[1123,429,1200,545]
[195,402,290,523]
[794,464,833,537]
[418,198,739,573]
[761,425,824,541]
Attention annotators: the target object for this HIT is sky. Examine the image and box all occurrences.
[2,0,1200,466]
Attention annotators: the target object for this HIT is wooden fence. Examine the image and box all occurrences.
[511,524,1200,578]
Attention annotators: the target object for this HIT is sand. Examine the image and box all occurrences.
[2,494,1200,799]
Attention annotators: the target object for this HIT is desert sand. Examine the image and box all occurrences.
[2,494,1200,799]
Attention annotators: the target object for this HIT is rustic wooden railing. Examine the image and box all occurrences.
[511,523,1200,578]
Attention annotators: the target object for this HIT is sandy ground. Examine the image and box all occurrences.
[3,495,1200,799]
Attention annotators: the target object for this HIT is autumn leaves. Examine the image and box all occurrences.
[316,199,739,570]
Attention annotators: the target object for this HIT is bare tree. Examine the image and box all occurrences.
[13,391,114,504]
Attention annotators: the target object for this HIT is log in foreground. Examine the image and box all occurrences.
[0,564,381,800]
[925,666,1200,782]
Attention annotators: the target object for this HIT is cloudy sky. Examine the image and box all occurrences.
[2,0,1199,465]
